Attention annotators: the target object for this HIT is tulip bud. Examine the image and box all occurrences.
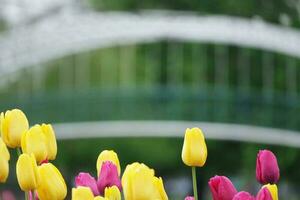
[41,124,57,160]
[122,162,168,200]
[22,124,57,163]
[97,161,122,195]
[75,173,99,196]
[263,184,278,200]
[0,138,10,183]
[37,163,67,200]
[182,128,207,167]
[208,175,238,200]
[0,109,29,148]
[256,150,280,184]
[16,154,40,191]
[72,187,95,200]
[256,187,273,200]
[185,197,194,200]
[97,150,120,176]
[21,125,47,163]
[104,186,121,200]
[232,192,255,200]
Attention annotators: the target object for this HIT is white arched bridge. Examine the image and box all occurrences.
[1,9,300,148]
[1,10,300,81]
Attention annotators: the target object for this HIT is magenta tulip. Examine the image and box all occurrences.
[97,161,122,195]
[256,187,273,200]
[185,196,194,200]
[208,175,238,200]
[1,190,16,200]
[28,191,39,200]
[208,176,237,200]
[233,191,255,200]
[75,172,99,196]
[256,150,280,184]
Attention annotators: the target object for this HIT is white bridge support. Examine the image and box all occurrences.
[1,11,300,80]
[53,121,300,148]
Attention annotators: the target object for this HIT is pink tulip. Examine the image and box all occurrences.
[185,196,194,200]
[97,161,122,195]
[256,187,273,200]
[1,190,16,200]
[256,150,280,184]
[75,172,99,196]
[233,192,255,200]
[208,175,238,200]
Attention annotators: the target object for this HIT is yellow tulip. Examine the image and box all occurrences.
[94,197,108,200]
[153,177,169,200]
[0,138,10,161]
[72,187,94,200]
[0,138,10,183]
[104,186,121,200]
[122,162,168,200]
[16,153,40,191]
[0,109,29,148]
[37,163,67,200]
[21,124,57,163]
[97,150,120,176]
[264,184,278,200]
[181,127,207,167]
[21,125,47,163]
[41,123,57,160]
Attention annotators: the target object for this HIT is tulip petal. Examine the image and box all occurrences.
[75,172,99,196]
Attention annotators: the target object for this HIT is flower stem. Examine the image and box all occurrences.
[25,191,28,200]
[192,167,198,200]
[17,147,22,156]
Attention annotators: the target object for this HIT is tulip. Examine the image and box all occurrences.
[256,150,280,184]
[97,161,122,195]
[0,109,29,148]
[1,190,16,200]
[16,154,40,191]
[256,187,273,200]
[208,175,238,200]
[185,197,194,200]
[97,150,120,176]
[72,187,95,200]
[182,127,207,167]
[263,184,278,200]
[94,197,108,200]
[75,172,99,196]
[232,192,255,200]
[0,138,10,183]
[22,124,57,163]
[28,191,39,200]
[41,124,57,160]
[122,162,168,200]
[104,186,121,200]
[36,163,67,200]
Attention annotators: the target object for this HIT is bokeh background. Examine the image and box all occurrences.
[0,0,300,199]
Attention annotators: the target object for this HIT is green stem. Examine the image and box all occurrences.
[192,167,198,200]
[17,147,22,156]
[25,191,28,200]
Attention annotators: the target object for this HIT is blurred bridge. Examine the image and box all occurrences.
[0,6,300,145]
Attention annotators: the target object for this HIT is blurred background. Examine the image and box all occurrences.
[0,0,300,199]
